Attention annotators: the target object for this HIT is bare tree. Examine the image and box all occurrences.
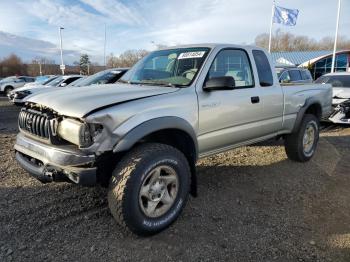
[107,49,149,68]
[0,54,26,77]
[255,29,350,51]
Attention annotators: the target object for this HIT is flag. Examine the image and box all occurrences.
[273,6,299,26]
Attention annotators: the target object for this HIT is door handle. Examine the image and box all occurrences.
[251,96,260,104]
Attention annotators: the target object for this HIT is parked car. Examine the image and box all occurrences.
[72,68,128,87]
[9,69,128,105]
[0,76,35,95]
[8,75,83,105]
[15,44,332,236]
[315,72,350,125]
[314,72,350,105]
[24,75,56,87]
[276,68,313,84]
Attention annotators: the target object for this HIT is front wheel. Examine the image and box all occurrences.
[108,143,191,236]
[284,114,319,162]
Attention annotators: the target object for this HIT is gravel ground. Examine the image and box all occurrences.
[1,96,350,261]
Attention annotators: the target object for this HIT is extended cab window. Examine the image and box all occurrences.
[208,49,254,88]
[252,50,273,86]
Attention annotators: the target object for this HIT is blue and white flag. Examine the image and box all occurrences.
[273,6,299,26]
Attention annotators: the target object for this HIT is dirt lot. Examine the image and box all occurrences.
[1,96,350,262]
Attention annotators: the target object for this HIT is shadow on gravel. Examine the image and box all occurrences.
[0,99,20,135]
[1,146,350,261]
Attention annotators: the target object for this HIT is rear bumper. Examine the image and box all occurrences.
[14,132,97,186]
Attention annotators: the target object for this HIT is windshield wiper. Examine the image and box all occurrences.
[137,81,183,88]
[118,79,183,87]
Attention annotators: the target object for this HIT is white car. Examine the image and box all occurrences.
[315,72,350,105]
[8,75,83,105]
[315,72,350,125]
[9,68,128,105]
[0,76,35,95]
[23,75,57,88]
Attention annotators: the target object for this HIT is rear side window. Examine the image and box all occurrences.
[301,70,312,80]
[289,70,302,81]
[64,77,80,85]
[252,50,273,86]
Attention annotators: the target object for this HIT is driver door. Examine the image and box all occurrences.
[196,49,265,156]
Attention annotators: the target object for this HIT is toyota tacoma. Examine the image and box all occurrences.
[14,44,332,235]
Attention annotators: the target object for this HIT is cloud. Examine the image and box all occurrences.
[80,0,146,26]
[0,0,348,64]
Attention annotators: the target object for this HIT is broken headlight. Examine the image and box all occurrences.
[57,118,103,147]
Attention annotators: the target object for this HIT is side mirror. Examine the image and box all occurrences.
[203,76,235,91]
[60,83,67,87]
[281,78,290,84]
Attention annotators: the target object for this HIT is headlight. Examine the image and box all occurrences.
[57,118,103,147]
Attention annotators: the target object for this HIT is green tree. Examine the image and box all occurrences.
[79,54,91,75]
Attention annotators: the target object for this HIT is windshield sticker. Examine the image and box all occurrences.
[178,51,205,59]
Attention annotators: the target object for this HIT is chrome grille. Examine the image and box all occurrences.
[18,109,50,139]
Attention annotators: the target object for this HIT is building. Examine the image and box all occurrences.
[271,50,350,79]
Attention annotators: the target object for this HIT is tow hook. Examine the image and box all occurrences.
[42,167,68,182]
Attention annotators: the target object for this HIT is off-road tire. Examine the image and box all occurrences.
[108,143,191,236]
[284,114,319,162]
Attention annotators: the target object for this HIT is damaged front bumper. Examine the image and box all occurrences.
[14,132,97,185]
[329,99,350,125]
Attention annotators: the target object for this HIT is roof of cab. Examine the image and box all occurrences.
[158,43,265,52]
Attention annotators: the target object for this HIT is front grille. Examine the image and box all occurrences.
[18,109,50,139]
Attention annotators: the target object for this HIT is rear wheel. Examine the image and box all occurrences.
[284,114,319,162]
[4,86,13,96]
[108,143,191,236]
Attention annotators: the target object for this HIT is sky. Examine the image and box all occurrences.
[0,0,349,63]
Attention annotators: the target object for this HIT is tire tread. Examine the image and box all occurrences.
[108,143,190,235]
[284,114,319,162]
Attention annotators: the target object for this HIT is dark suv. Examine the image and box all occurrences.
[276,68,313,84]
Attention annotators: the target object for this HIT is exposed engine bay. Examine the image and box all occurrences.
[329,99,350,125]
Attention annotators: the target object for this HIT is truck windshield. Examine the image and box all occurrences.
[119,47,210,87]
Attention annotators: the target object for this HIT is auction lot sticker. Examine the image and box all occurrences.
[178,51,205,59]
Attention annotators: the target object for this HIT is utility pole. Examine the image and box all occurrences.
[59,27,65,75]
[39,61,42,76]
[331,0,341,73]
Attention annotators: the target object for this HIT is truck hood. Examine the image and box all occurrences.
[27,83,179,118]
[333,87,350,99]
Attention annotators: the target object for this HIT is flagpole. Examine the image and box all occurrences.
[103,23,107,68]
[331,0,341,73]
[268,0,276,53]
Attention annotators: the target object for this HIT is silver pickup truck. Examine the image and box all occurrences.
[14,44,332,235]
